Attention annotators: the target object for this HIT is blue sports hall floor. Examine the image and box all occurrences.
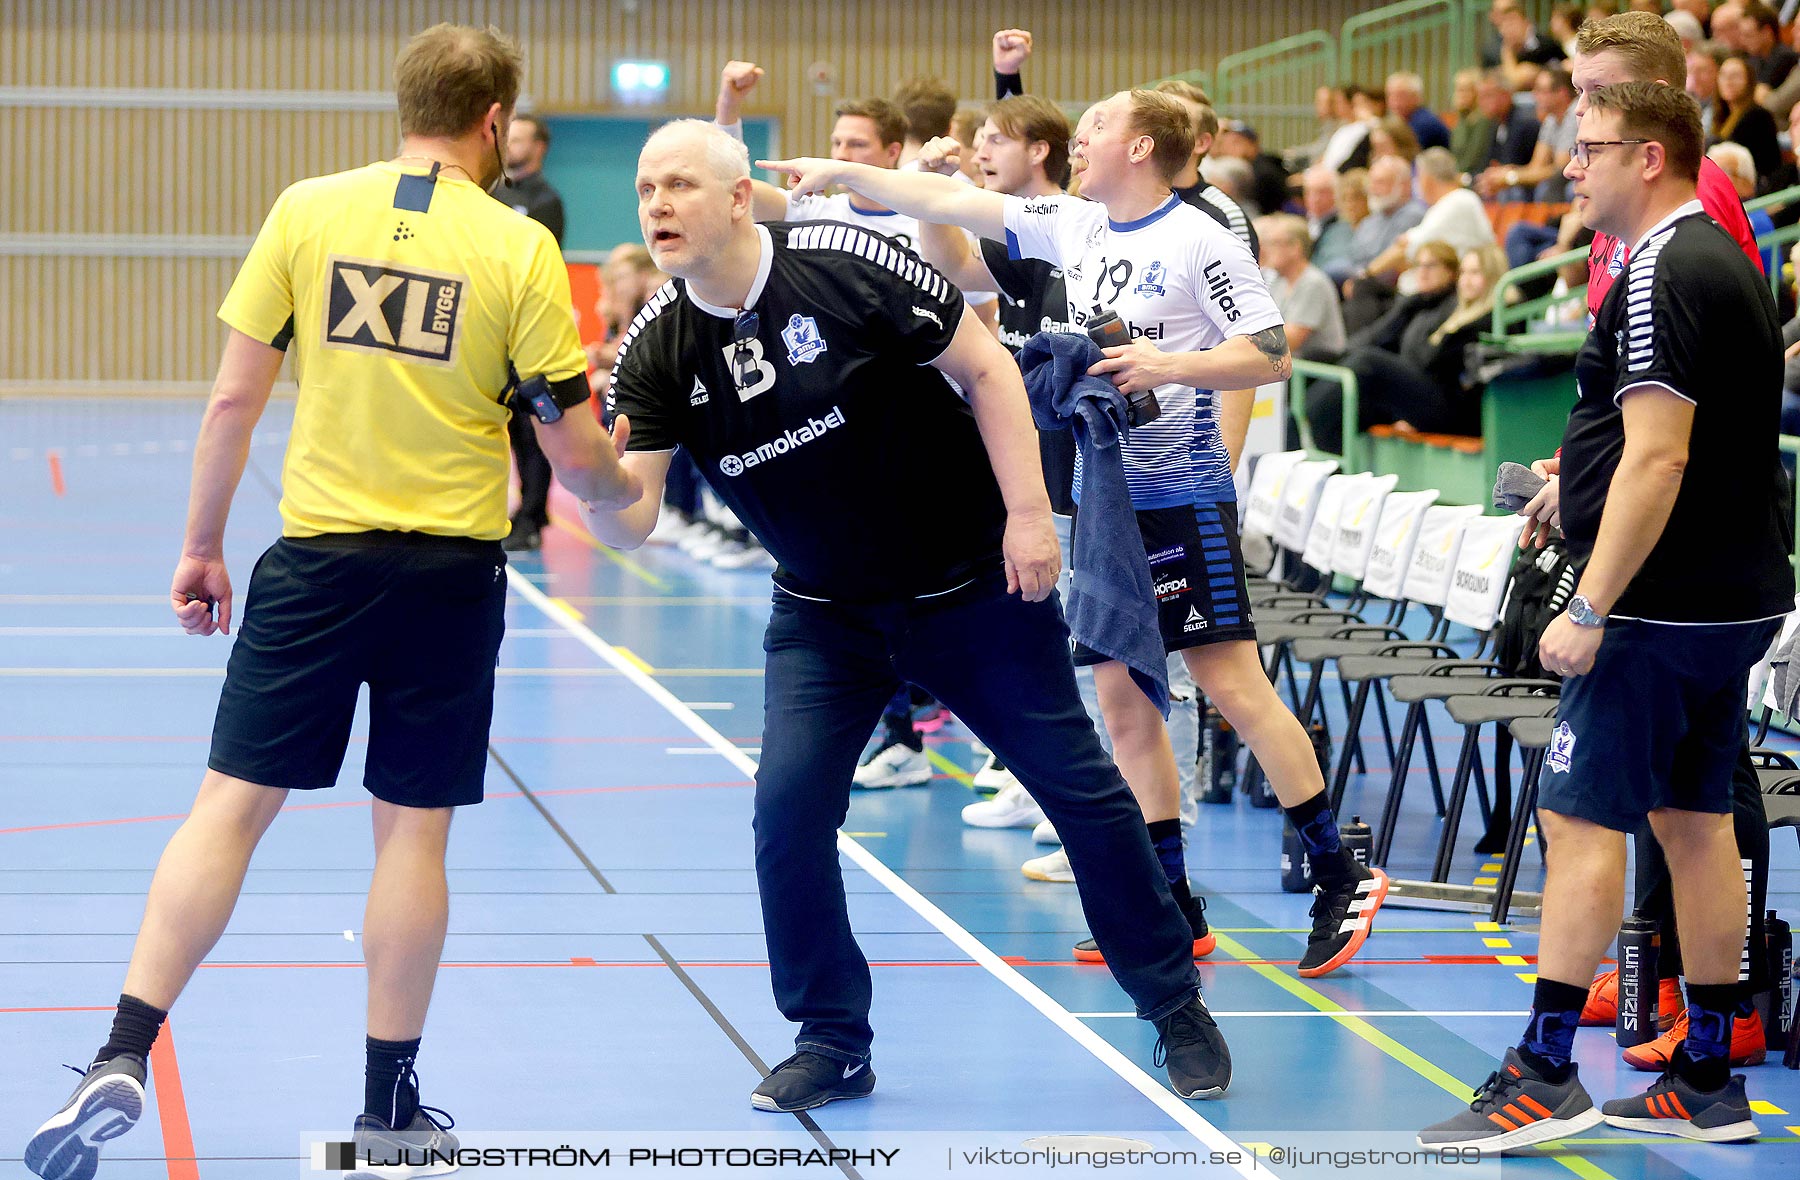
[3,397,1796,1179]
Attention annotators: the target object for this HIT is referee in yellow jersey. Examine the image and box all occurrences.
[25,24,640,1180]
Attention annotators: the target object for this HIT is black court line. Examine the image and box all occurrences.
[486,746,865,1180]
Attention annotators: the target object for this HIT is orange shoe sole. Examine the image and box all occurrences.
[1073,934,1216,964]
[1296,867,1390,979]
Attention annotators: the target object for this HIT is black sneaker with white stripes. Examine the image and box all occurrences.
[1298,855,1389,978]
[751,1051,876,1112]
[24,1054,146,1180]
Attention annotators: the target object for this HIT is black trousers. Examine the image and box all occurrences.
[507,410,553,528]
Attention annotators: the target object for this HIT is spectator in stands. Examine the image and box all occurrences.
[1476,69,1541,176]
[1287,85,1347,172]
[1368,115,1422,169]
[1713,53,1783,186]
[1307,239,1462,452]
[1551,4,1586,60]
[1257,212,1346,362]
[1367,147,1497,291]
[892,76,958,166]
[1214,120,1292,215]
[1478,65,1578,201]
[1318,169,1369,281]
[1481,0,1518,68]
[1689,43,1721,134]
[1495,1,1564,88]
[1711,0,1748,51]
[1450,68,1497,176]
[1306,166,1357,277]
[1761,30,1800,121]
[1761,98,1800,198]
[1667,0,1710,28]
[1665,9,1707,53]
[1782,241,1800,456]
[1741,2,1798,96]
[1339,155,1425,279]
[1709,141,1779,273]
[1386,71,1451,150]
[1203,155,1260,217]
[1319,85,1373,172]
[1586,1,1623,22]
[1350,86,1386,124]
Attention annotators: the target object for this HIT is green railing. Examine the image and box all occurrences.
[1213,31,1336,154]
[1289,359,1362,474]
[1342,0,1469,118]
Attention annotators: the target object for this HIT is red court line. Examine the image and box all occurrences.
[0,779,752,836]
[148,1018,200,1180]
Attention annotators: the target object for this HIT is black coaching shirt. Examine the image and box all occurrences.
[1564,201,1793,623]
[607,222,1008,602]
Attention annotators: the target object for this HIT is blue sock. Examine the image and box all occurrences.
[1519,978,1587,1074]
[1146,818,1186,888]
[1283,792,1342,858]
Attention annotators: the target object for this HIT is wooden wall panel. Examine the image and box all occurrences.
[1,0,1401,388]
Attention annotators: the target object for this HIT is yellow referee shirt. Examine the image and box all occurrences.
[218,161,585,540]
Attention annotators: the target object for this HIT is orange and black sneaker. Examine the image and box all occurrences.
[1621,1008,1767,1071]
[1579,969,1682,1029]
[1074,894,1215,963]
[1601,1065,1760,1142]
[1416,1046,1602,1153]
[1297,858,1389,978]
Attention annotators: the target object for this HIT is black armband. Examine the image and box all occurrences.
[516,372,591,424]
[995,70,1023,100]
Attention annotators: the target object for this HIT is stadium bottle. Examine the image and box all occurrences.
[1340,816,1374,868]
[1615,916,1660,1049]
[1280,824,1313,893]
[1763,909,1792,1053]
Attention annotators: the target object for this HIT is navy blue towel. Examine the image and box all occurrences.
[1018,331,1169,717]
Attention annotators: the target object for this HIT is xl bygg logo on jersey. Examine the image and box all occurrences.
[323,257,465,365]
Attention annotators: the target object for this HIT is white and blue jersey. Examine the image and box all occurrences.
[1001,192,1284,508]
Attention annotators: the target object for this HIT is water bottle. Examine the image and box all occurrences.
[1616,916,1661,1049]
[1280,824,1313,892]
[1198,705,1238,804]
[1340,815,1373,869]
[1764,909,1792,1052]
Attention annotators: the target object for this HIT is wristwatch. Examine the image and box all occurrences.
[1567,594,1607,628]
[1506,168,1520,187]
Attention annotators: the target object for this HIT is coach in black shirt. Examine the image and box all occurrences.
[1422,83,1792,1152]
[494,113,568,550]
[589,119,1228,1112]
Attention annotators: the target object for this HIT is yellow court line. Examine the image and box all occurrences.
[1497,955,1529,966]
[1517,972,1540,984]
[1483,938,1512,949]
[1208,932,1616,1180]
[1749,1099,1787,1115]
[613,646,654,674]
[1474,921,1504,932]
[1473,877,1499,886]
[545,596,585,621]
[547,512,670,589]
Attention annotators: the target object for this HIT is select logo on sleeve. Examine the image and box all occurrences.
[324,256,465,365]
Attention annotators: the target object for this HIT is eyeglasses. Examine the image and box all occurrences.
[1570,138,1650,168]
[730,310,760,391]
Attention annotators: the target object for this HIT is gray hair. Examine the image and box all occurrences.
[1416,146,1460,183]
[643,118,750,182]
[1707,140,1756,184]
[1386,71,1424,97]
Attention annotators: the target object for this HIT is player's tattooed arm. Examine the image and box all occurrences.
[1250,325,1291,380]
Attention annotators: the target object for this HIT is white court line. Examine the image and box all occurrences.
[680,702,735,711]
[507,569,1271,1179]
[1074,1010,1532,1019]
[666,746,759,755]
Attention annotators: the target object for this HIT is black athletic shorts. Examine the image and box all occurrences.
[208,533,507,808]
[1073,500,1257,666]
[1538,616,1780,832]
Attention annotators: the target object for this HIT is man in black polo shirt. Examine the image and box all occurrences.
[1421,83,1791,1153]
[494,113,569,552]
[589,118,1229,1111]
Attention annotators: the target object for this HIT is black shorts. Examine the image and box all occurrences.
[1537,617,1781,832]
[1073,500,1257,666]
[208,534,507,808]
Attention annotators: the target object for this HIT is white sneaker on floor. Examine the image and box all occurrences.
[1022,846,1074,882]
[712,540,777,570]
[961,781,1044,829]
[1032,819,1061,845]
[851,742,932,789]
[972,753,1015,792]
[645,509,695,546]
